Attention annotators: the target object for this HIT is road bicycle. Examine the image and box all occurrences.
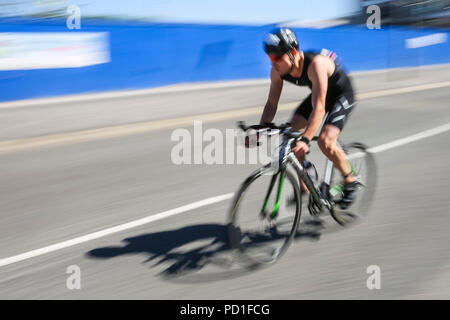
[228,121,377,267]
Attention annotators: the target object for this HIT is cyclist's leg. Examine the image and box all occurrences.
[319,93,360,209]
[318,125,355,183]
[317,94,355,183]
[289,95,312,192]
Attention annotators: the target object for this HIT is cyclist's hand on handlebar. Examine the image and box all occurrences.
[292,140,309,155]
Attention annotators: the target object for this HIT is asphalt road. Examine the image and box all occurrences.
[0,65,449,299]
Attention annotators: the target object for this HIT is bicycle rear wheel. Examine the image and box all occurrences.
[328,142,377,226]
[228,165,301,267]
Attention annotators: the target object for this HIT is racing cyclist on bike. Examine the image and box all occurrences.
[260,27,358,209]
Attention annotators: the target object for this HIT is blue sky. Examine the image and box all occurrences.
[23,0,361,24]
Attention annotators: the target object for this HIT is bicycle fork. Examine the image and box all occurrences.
[259,170,286,220]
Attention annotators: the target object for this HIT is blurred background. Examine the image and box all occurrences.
[0,1,449,300]
[0,0,449,101]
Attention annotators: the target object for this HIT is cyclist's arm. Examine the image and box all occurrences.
[259,67,283,125]
[302,58,328,140]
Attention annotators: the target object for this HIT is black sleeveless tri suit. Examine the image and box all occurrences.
[282,51,355,131]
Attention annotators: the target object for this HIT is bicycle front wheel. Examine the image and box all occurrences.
[228,165,301,267]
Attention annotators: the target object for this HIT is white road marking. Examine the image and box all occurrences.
[348,122,450,160]
[0,122,449,268]
[0,193,233,268]
[368,123,450,153]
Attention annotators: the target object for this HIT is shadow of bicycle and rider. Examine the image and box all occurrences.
[87,223,231,281]
[85,217,340,283]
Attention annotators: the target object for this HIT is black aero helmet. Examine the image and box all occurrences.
[263,27,299,56]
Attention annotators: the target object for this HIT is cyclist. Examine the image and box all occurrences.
[260,27,358,209]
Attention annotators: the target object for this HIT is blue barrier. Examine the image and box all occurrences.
[0,19,449,102]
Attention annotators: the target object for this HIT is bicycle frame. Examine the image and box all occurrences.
[259,133,334,218]
[287,152,333,211]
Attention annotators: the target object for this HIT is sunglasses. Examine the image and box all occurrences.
[268,54,282,63]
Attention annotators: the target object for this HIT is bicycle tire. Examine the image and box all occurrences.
[228,165,302,267]
[328,142,377,226]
